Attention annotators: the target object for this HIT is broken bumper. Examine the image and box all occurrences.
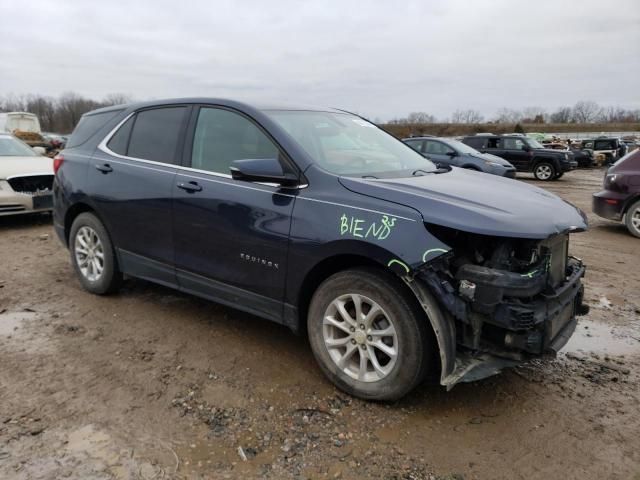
[420,256,587,387]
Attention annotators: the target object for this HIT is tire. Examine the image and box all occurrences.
[307,267,435,401]
[625,200,640,238]
[69,212,123,294]
[555,172,564,179]
[533,162,556,181]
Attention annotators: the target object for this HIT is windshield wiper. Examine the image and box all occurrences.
[362,175,379,179]
[412,169,431,176]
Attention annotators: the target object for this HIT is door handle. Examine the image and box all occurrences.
[95,163,113,174]
[177,181,203,193]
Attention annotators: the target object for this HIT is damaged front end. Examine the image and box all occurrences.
[413,225,588,388]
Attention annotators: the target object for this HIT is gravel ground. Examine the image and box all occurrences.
[0,168,639,480]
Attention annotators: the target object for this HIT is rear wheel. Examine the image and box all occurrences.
[69,212,122,294]
[533,162,556,181]
[307,268,434,401]
[625,200,640,238]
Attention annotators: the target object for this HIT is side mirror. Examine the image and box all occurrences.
[32,146,46,155]
[522,145,531,152]
[230,158,299,187]
[446,151,457,157]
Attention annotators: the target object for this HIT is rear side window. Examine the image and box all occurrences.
[191,107,279,175]
[127,107,187,164]
[106,116,134,155]
[463,137,485,149]
[67,110,121,148]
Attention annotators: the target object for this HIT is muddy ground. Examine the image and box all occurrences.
[1,168,639,480]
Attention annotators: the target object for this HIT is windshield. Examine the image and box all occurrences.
[526,138,545,149]
[266,111,436,176]
[0,136,38,157]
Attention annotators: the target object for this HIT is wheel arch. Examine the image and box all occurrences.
[294,252,446,380]
[64,202,103,245]
[622,194,640,216]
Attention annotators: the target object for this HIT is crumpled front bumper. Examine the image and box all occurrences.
[418,256,587,388]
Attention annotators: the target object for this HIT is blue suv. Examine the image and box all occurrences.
[53,99,588,400]
[403,136,516,177]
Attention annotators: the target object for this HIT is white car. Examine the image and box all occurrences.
[0,133,54,216]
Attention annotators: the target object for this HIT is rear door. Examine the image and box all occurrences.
[171,106,295,321]
[89,105,189,285]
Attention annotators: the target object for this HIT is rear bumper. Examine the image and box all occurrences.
[593,191,626,221]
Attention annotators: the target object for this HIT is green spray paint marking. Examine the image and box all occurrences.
[422,248,448,262]
[387,259,410,274]
[340,213,396,240]
[521,269,539,278]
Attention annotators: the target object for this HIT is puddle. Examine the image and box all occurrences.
[563,319,640,357]
[0,311,37,335]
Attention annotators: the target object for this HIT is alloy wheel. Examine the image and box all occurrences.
[535,164,553,180]
[322,293,398,382]
[74,226,105,282]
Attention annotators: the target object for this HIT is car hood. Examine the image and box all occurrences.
[339,167,587,239]
[0,156,53,179]
[470,152,513,166]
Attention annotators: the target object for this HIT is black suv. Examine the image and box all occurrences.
[462,134,578,181]
[52,99,588,400]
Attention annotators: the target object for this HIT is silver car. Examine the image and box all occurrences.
[0,133,54,216]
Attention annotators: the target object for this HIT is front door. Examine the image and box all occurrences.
[500,137,530,171]
[424,140,459,167]
[88,105,189,285]
[172,106,295,321]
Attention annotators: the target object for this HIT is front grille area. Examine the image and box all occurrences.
[7,175,54,194]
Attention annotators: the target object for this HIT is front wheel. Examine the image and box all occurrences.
[307,268,435,401]
[625,200,640,238]
[69,212,123,294]
[533,162,556,181]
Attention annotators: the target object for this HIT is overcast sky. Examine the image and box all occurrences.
[1,0,638,120]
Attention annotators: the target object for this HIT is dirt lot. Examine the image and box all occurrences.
[1,168,639,480]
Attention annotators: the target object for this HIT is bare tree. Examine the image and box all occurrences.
[521,107,546,123]
[549,107,572,123]
[451,109,484,124]
[102,93,133,106]
[572,101,601,123]
[406,112,436,124]
[494,108,522,123]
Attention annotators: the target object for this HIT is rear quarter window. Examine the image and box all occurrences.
[66,110,122,148]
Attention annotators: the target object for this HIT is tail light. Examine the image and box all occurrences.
[53,154,64,174]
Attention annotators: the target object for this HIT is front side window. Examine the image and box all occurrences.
[266,111,436,177]
[425,141,454,155]
[502,137,526,150]
[191,108,280,175]
[404,140,423,152]
[594,140,614,150]
[127,107,186,164]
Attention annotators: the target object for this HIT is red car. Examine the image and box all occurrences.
[593,150,640,237]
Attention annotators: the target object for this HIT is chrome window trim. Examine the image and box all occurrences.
[97,111,305,187]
